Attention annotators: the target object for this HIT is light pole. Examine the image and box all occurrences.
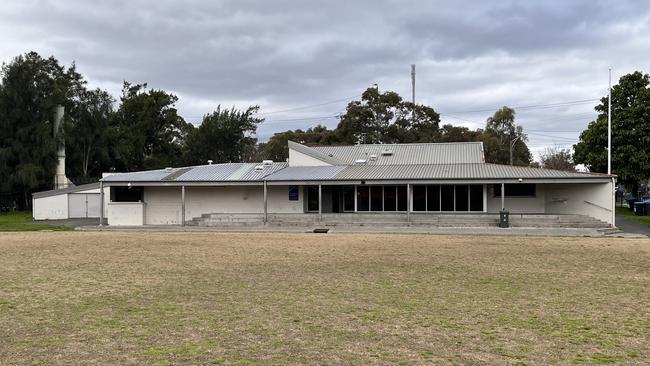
[510,135,521,166]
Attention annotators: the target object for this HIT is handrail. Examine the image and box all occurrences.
[584,200,611,212]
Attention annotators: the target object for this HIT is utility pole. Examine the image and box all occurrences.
[411,64,416,121]
[510,135,521,166]
[607,68,612,175]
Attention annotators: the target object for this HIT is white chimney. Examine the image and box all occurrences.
[53,105,70,189]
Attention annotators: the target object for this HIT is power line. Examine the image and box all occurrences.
[258,95,359,115]
[443,98,599,114]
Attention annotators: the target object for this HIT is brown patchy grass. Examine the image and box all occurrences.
[0,232,649,365]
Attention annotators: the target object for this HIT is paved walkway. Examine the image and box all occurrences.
[615,213,650,236]
[76,224,648,238]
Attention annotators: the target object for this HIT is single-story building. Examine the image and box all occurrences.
[32,183,103,220]
[98,141,616,228]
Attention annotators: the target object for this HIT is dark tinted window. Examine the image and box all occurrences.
[455,185,469,211]
[288,185,299,201]
[493,184,536,197]
[427,185,440,211]
[397,185,407,211]
[307,186,319,211]
[357,186,369,211]
[469,185,483,211]
[441,185,455,211]
[111,186,143,202]
[413,185,426,211]
[384,186,396,211]
[371,186,383,211]
[343,186,355,211]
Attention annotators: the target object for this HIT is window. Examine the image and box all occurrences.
[427,185,440,211]
[111,186,143,202]
[288,186,299,201]
[357,186,369,211]
[384,186,396,211]
[441,185,455,211]
[493,184,536,197]
[397,186,407,211]
[371,186,383,211]
[469,185,484,211]
[413,185,426,211]
[343,186,355,211]
[306,186,319,211]
[455,185,469,211]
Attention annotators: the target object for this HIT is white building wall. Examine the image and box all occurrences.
[144,186,182,225]
[288,149,332,166]
[33,194,68,220]
[486,184,547,213]
[544,182,613,224]
[107,202,144,226]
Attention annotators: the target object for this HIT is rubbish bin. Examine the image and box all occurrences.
[499,209,510,228]
[634,202,647,216]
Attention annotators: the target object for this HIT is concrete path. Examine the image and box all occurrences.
[76,224,647,238]
[615,213,650,236]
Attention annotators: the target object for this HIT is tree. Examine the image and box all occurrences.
[183,106,263,165]
[438,124,483,142]
[110,82,191,171]
[0,52,84,208]
[574,71,650,195]
[66,88,114,180]
[539,146,575,171]
[261,125,337,162]
[336,87,440,144]
[482,107,531,165]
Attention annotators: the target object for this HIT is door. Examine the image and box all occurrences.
[68,193,101,218]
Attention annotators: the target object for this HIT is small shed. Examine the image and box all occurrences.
[32,183,101,220]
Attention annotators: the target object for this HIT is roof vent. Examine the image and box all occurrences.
[369,154,378,161]
[254,165,264,171]
[262,160,273,166]
[355,159,367,165]
[207,160,213,165]
[165,167,173,171]
[381,150,393,156]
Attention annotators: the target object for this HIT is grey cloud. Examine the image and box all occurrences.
[1,0,649,157]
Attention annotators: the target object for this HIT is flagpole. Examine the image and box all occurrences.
[608,68,612,175]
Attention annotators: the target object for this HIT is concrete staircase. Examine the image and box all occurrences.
[188,212,610,229]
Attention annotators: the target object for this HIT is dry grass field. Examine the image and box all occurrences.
[0,232,649,365]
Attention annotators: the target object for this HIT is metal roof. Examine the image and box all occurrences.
[288,141,345,165]
[265,163,611,181]
[265,166,347,181]
[306,142,485,165]
[102,162,288,183]
[32,182,100,199]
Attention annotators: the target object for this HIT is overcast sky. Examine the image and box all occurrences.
[2,0,649,158]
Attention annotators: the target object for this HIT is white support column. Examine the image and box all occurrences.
[354,185,357,212]
[318,183,322,222]
[501,183,505,211]
[181,185,186,226]
[99,181,104,226]
[263,181,268,224]
[612,177,616,227]
[406,183,411,223]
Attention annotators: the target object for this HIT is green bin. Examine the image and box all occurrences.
[499,210,510,228]
[634,202,647,216]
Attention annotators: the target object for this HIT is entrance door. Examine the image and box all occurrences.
[68,193,101,218]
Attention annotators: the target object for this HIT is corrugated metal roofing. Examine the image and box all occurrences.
[265,166,347,181]
[332,163,607,180]
[307,142,484,165]
[102,168,178,182]
[102,162,288,183]
[32,182,100,199]
[264,163,610,181]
